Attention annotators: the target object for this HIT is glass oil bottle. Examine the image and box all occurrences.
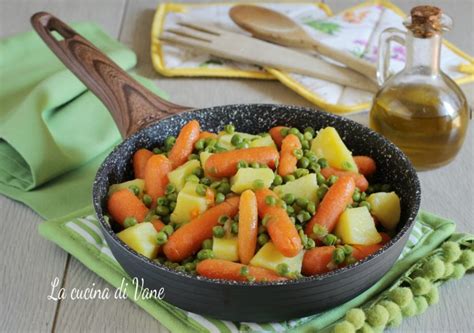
[370,6,469,170]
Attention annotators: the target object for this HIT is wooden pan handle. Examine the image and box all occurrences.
[31,12,192,138]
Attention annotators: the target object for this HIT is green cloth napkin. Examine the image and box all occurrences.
[38,208,460,333]
[0,23,167,219]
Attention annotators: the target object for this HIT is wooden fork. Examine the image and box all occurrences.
[159,21,379,93]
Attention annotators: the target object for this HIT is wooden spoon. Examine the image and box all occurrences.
[230,5,377,81]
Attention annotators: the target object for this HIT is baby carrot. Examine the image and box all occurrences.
[107,189,148,226]
[196,259,287,282]
[163,196,240,262]
[305,176,356,237]
[321,167,369,192]
[302,246,336,276]
[151,218,165,232]
[351,232,391,261]
[144,154,172,205]
[269,126,288,148]
[133,148,153,179]
[255,189,302,257]
[278,134,301,177]
[353,156,377,177]
[168,120,201,169]
[205,147,279,178]
[238,190,258,264]
[198,131,217,140]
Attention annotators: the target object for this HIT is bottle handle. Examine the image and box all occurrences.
[377,28,406,86]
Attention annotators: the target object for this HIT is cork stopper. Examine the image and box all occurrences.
[406,5,443,38]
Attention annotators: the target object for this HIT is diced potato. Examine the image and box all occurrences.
[117,222,159,259]
[200,151,213,169]
[249,135,276,148]
[108,179,145,197]
[367,192,401,230]
[218,132,258,150]
[335,207,382,245]
[274,173,319,203]
[170,182,209,224]
[213,237,239,261]
[230,167,275,193]
[310,127,358,172]
[167,159,201,191]
[250,242,304,273]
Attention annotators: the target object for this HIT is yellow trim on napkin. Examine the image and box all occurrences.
[151,2,332,79]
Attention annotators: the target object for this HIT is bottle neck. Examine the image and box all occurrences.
[404,32,442,75]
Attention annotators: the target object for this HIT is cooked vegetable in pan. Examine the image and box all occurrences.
[107,120,401,282]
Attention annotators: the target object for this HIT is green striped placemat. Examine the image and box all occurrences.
[39,208,457,332]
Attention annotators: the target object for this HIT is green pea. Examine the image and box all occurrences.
[162,225,174,236]
[294,168,309,178]
[185,174,200,183]
[278,200,287,210]
[312,224,328,238]
[289,128,300,136]
[236,142,249,149]
[323,234,338,246]
[206,138,218,148]
[296,197,309,208]
[304,150,317,162]
[197,249,214,260]
[352,191,361,202]
[128,185,140,196]
[303,131,313,141]
[360,192,367,201]
[164,136,176,150]
[156,231,168,245]
[282,193,296,205]
[142,194,152,207]
[184,262,196,272]
[272,175,283,186]
[231,134,242,146]
[210,181,222,189]
[166,184,176,195]
[276,263,290,276]
[195,139,206,150]
[169,201,177,211]
[332,248,346,264]
[316,172,325,185]
[156,205,170,216]
[152,148,162,154]
[280,127,289,137]
[240,266,249,276]
[258,233,269,246]
[317,185,329,200]
[286,206,295,215]
[293,149,303,159]
[296,133,304,142]
[359,201,371,211]
[284,175,296,183]
[297,211,312,223]
[301,141,310,150]
[202,239,213,249]
[342,245,353,256]
[304,127,315,136]
[200,177,212,186]
[123,217,137,228]
[298,157,310,168]
[310,163,321,173]
[305,238,316,249]
[253,179,265,190]
[261,214,271,227]
[231,222,239,234]
[157,196,169,207]
[166,192,177,202]
[218,215,229,225]
[215,192,225,204]
[327,175,338,186]
[192,167,204,178]
[196,184,208,196]
[237,160,248,169]
[217,182,231,195]
[225,124,235,134]
[307,202,316,214]
[212,226,225,238]
[265,195,277,206]
[318,158,329,168]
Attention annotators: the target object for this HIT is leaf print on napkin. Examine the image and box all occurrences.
[304,20,341,35]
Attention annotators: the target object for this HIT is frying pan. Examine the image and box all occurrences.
[31,12,421,322]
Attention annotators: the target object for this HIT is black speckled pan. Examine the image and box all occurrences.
[33,13,421,322]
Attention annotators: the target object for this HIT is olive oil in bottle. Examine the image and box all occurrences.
[370,6,469,170]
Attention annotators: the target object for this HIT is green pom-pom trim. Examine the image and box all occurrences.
[458,250,474,270]
[365,305,389,328]
[345,308,366,330]
[451,263,466,279]
[422,257,445,280]
[401,300,418,317]
[387,312,403,328]
[333,321,355,333]
[414,296,429,315]
[388,287,413,308]
[443,262,454,279]
[411,277,432,295]
[424,286,439,305]
[379,300,402,322]
[358,323,374,333]
[441,241,462,263]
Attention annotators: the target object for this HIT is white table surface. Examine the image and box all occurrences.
[0,1,473,332]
